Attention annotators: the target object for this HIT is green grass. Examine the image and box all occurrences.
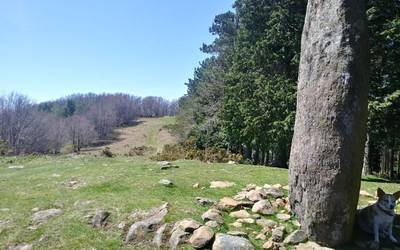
[0,155,399,249]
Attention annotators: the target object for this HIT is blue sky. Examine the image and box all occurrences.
[0,0,233,102]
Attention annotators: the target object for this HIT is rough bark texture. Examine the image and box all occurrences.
[362,134,370,176]
[289,0,368,247]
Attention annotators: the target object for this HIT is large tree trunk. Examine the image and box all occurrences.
[288,0,368,247]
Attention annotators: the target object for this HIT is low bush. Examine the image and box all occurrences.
[102,147,114,157]
[128,146,155,156]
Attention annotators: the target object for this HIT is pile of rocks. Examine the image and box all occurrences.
[122,183,329,250]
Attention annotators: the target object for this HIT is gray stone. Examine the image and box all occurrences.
[227,231,248,238]
[91,210,110,228]
[229,210,251,219]
[153,224,168,248]
[125,203,168,243]
[246,190,264,202]
[174,219,202,232]
[264,188,284,198]
[31,208,62,224]
[284,230,307,244]
[217,197,240,211]
[189,226,214,249]
[295,242,334,250]
[205,220,220,228]
[272,226,285,242]
[276,213,291,221]
[202,208,223,224]
[212,233,254,250]
[169,227,190,249]
[256,218,278,229]
[252,200,277,215]
[159,179,173,186]
[8,165,24,169]
[288,0,369,246]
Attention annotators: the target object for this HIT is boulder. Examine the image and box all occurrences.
[217,197,240,211]
[31,208,62,224]
[231,221,243,228]
[276,213,291,221]
[174,219,202,232]
[271,226,285,242]
[237,218,255,224]
[125,203,168,243]
[91,210,110,228]
[262,239,285,250]
[169,227,190,249]
[256,219,278,229]
[284,230,307,244]
[252,200,277,215]
[189,226,214,249]
[244,184,257,191]
[229,210,251,219]
[153,224,168,248]
[212,233,254,250]
[264,188,284,198]
[205,220,220,228]
[246,190,264,202]
[233,191,248,201]
[202,208,223,224]
[193,183,200,188]
[210,181,236,188]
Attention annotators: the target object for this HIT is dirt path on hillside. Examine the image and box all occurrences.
[82,117,176,156]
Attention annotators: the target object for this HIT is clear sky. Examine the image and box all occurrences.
[0,0,233,102]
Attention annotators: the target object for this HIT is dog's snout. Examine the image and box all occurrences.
[390,204,395,209]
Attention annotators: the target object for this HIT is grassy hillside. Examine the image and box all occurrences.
[0,118,399,249]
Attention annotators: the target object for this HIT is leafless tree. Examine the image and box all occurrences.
[67,115,97,152]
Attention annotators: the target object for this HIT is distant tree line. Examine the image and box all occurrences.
[176,0,400,178]
[0,93,177,154]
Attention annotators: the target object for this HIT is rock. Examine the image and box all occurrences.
[296,241,334,250]
[174,219,202,232]
[125,203,168,242]
[230,210,251,219]
[256,219,278,228]
[210,181,236,188]
[212,233,254,250]
[231,221,243,228]
[196,197,216,206]
[217,197,240,210]
[284,230,307,244]
[264,184,272,188]
[272,226,285,242]
[292,220,301,227]
[246,190,264,202]
[189,226,214,249]
[91,210,110,228]
[0,208,10,212]
[264,188,284,198]
[275,199,286,207]
[262,239,285,250]
[159,179,173,186]
[202,208,223,224]
[228,160,238,165]
[233,191,248,201]
[227,231,248,238]
[8,165,24,169]
[31,208,62,224]
[193,183,200,188]
[272,184,282,189]
[245,184,257,191]
[256,233,267,240]
[283,185,289,190]
[237,218,255,224]
[276,213,291,221]
[6,244,32,250]
[52,173,61,177]
[206,220,220,228]
[169,227,190,249]
[252,200,277,215]
[153,224,168,248]
[31,207,40,212]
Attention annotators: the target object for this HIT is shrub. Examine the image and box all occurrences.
[0,140,8,155]
[128,146,155,156]
[102,147,114,157]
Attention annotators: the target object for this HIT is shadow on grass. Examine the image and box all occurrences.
[361,175,400,184]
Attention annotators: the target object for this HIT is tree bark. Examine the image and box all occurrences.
[288,0,368,247]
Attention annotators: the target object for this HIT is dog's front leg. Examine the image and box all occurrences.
[388,222,398,243]
[373,220,380,243]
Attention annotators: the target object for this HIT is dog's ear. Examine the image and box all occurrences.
[377,188,385,198]
[393,191,400,200]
